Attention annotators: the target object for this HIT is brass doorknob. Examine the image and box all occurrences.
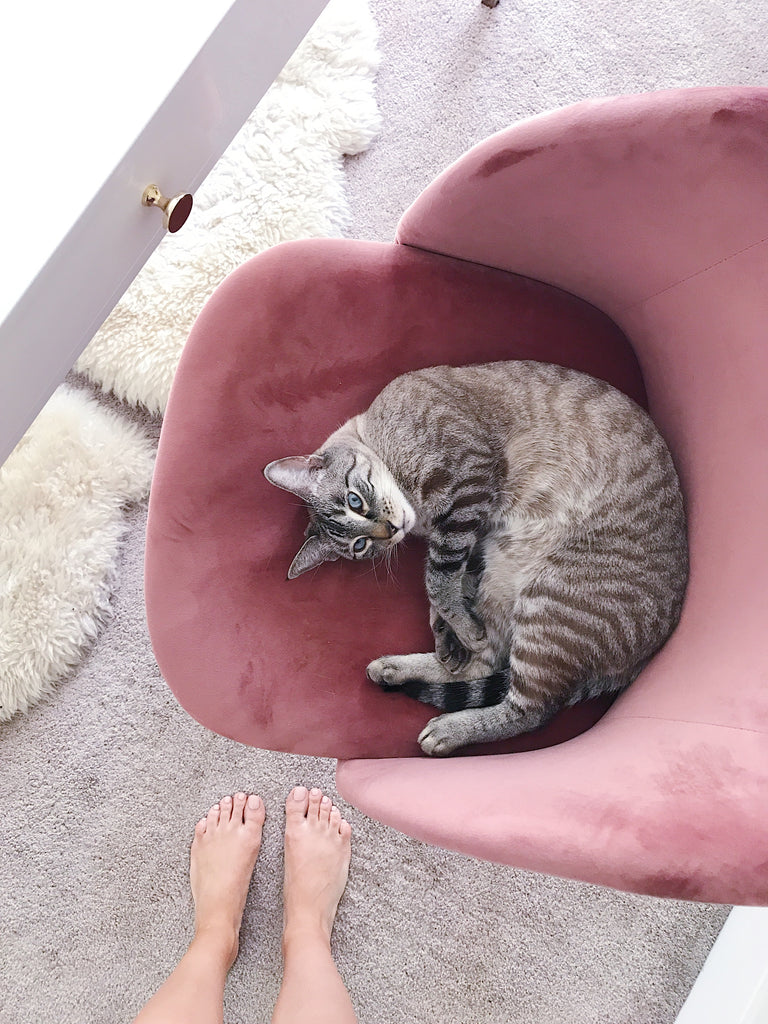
[141,184,193,233]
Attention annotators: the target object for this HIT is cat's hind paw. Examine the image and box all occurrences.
[366,656,408,690]
[418,715,462,757]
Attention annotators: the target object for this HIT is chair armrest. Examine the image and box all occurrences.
[396,87,768,322]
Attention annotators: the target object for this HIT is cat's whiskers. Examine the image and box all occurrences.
[366,558,383,587]
[382,543,400,583]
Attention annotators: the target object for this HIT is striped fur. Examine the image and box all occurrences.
[264,361,689,756]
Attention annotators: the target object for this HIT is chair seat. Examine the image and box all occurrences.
[145,238,644,758]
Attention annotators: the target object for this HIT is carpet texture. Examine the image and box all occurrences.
[4,0,766,1020]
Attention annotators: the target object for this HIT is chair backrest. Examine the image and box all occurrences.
[396,87,768,734]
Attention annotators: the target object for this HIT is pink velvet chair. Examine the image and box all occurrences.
[145,86,768,905]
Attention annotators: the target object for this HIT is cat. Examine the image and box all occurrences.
[264,360,689,756]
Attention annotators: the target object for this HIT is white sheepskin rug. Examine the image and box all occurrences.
[0,388,155,722]
[74,0,381,413]
[1,0,380,721]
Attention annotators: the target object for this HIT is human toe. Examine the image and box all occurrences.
[244,793,266,830]
[230,792,247,824]
[219,795,233,823]
[286,786,309,821]
[319,794,332,825]
[308,787,323,821]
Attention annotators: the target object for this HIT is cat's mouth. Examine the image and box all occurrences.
[381,495,417,546]
[393,503,417,541]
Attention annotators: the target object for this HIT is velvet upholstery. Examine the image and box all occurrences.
[145,240,642,758]
[146,85,768,903]
[336,87,768,904]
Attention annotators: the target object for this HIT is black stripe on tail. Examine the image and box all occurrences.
[381,671,509,712]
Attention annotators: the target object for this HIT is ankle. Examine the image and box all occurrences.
[282,918,333,955]
[192,922,240,967]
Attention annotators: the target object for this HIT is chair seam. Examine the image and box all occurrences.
[612,714,768,738]
[621,233,768,314]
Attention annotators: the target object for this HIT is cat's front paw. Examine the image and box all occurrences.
[452,608,487,651]
[432,609,485,673]
[418,715,462,757]
[438,606,486,651]
[433,619,472,673]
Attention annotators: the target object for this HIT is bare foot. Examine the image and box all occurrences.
[283,786,352,947]
[189,792,266,968]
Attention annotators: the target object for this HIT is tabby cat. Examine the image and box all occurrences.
[264,361,688,756]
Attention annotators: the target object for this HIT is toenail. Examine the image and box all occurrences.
[236,792,246,799]
[321,796,330,805]
[293,786,308,800]
[310,788,322,797]
[222,796,231,803]
[247,794,260,807]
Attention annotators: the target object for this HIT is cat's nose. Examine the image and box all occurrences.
[370,521,399,540]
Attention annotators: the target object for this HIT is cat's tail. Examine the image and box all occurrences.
[384,670,631,713]
[386,672,510,712]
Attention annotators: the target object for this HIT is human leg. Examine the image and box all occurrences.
[271,786,356,1024]
[131,792,265,1024]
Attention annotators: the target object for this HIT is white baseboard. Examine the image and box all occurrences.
[674,906,768,1024]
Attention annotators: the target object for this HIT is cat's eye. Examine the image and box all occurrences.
[347,491,364,512]
[352,537,369,554]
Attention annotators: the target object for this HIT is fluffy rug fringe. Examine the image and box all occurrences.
[0,388,155,722]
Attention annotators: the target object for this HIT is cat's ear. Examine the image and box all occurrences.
[264,455,325,500]
[287,534,339,579]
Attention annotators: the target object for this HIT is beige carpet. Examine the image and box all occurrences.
[3,0,764,1020]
